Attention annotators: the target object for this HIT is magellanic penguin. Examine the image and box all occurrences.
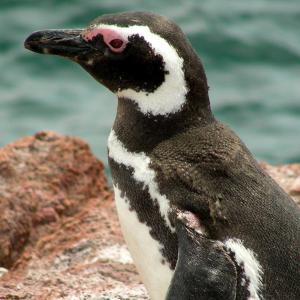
[24,12,300,300]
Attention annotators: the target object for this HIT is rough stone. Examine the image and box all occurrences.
[261,162,300,205]
[0,131,142,300]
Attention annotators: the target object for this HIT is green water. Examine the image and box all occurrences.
[1,0,300,170]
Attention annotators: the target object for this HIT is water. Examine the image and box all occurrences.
[1,0,300,172]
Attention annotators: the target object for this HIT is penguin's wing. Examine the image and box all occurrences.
[166,214,237,300]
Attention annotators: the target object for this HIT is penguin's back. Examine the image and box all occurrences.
[151,120,300,299]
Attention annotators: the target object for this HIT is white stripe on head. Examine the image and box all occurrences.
[225,239,263,300]
[94,24,188,116]
[108,129,174,231]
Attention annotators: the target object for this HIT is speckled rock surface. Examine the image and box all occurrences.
[261,162,300,206]
[0,132,299,300]
[0,132,146,300]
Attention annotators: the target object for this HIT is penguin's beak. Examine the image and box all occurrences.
[24,29,93,61]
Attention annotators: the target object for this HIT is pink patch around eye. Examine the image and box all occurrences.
[83,28,127,53]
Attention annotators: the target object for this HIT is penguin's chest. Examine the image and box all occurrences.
[113,185,174,300]
[108,131,178,300]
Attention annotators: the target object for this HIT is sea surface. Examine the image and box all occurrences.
[1,0,300,173]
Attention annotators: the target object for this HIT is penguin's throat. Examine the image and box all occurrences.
[114,96,203,153]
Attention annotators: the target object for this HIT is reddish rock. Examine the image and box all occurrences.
[261,162,300,205]
[290,178,300,195]
[0,131,107,269]
[0,131,145,299]
[0,132,299,299]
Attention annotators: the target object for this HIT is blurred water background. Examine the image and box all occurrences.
[0,0,300,173]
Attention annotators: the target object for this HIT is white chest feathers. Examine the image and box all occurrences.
[108,130,174,300]
[114,186,173,300]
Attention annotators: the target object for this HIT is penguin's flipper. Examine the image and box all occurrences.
[166,211,237,300]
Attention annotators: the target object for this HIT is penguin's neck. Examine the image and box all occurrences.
[112,95,214,154]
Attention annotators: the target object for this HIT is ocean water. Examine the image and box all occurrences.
[0,0,300,172]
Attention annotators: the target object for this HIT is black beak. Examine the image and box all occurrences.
[24,29,93,60]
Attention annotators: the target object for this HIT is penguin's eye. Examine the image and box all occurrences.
[109,39,123,49]
[107,38,127,53]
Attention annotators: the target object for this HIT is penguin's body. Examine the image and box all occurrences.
[108,98,300,300]
[24,12,300,299]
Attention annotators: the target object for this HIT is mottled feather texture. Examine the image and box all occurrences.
[151,120,300,299]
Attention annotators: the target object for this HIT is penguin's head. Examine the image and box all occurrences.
[25,12,210,116]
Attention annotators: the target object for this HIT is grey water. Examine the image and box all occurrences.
[1,0,300,173]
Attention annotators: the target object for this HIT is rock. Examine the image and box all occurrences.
[0,131,145,300]
[0,132,299,299]
[0,268,8,278]
[260,162,300,205]
[0,131,108,268]
[290,177,300,195]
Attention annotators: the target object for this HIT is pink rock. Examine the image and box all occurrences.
[291,177,300,194]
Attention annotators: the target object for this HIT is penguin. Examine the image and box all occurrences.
[24,11,300,300]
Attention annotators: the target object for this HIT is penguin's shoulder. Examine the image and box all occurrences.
[149,121,246,222]
[150,120,249,190]
[151,120,247,169]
